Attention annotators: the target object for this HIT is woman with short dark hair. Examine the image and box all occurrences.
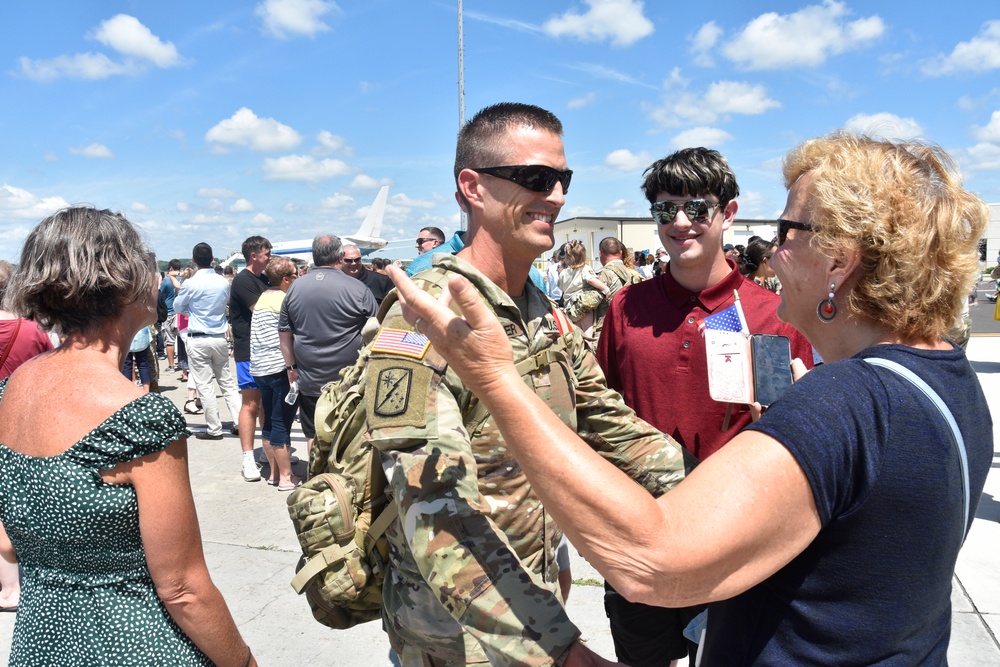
[0,207,255,666]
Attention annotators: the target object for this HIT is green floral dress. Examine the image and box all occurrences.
[0,378,212,665]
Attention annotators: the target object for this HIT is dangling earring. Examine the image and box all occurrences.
[817,283,837,323]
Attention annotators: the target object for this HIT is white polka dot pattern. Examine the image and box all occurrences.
[0,378,213,665]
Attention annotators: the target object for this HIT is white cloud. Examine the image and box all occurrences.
[669,127,734,149]
[256,0,339,39]
[0,184,70,219]
[390,194,436,209]
[192,213,225,224]
[844,112,923,141]
[18,53,132,82]
[131,201,152,214]
[92,14,181,67]
[176,201,190,212]
[261,155,351,182]
[251,212,274,225]
[315,130,350,155]
[569,63,656,89]
[704,81,780,115]
[350,174,390,189]
[464,10,543,35]
[568,92,597,109]
[605,149,653,172]
[321,193,355,209]
[691,21,722,67]
[965,142,1000,171]
[230,198,254,213]
[196,187,238,198]
[974,110,1000,143]
[603,198,632,215]
[648,78,778,128]
[923,21,1000,76]
[69,143,114,159]
[544,0,654,47]
[205,108,302,152]
[17,15,183,81]
[722,1,884,70]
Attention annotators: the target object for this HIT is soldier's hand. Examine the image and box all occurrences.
[386,265,517,396]
[563,640,625,667]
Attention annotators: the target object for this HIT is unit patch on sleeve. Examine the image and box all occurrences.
[366,360,434,429]
[371,327,431,360]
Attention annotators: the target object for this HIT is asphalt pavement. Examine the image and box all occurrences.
[3,339,1000,665]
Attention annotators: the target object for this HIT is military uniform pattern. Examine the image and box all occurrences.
[365,254,690,666]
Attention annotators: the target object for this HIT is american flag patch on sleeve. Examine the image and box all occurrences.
[371,328,431,359]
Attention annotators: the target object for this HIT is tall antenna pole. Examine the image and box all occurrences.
[458,0,467,230]
[458,0,465,127]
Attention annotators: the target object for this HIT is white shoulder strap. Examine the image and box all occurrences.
[863,357,970,536]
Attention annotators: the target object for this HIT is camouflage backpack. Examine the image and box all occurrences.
[286,343,395,629]
[286,277,578,630]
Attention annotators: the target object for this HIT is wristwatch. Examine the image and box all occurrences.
[284,364,297,371]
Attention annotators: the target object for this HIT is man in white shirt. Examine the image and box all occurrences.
[173,243,248,473]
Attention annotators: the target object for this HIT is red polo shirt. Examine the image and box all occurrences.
[596,262,813,461]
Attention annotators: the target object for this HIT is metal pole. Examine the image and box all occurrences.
[458,0,465,126]
[458,0,467,230]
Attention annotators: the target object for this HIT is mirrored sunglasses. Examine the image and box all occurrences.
[650,199,716,225]
[777,218,815,245]
[473,165,573,194]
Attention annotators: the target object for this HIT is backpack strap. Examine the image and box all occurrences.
[863,357,970,538]
[290,501,399,594]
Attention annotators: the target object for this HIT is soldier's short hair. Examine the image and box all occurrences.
[454,103,564,180]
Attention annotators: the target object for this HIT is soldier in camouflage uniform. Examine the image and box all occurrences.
[364,102,692,666]
[568,237,644,349]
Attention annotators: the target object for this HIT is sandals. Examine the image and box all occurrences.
[277,475,304,492]
[184,399,203,415]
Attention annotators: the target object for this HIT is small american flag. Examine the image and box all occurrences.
[697,292,749,335]
[371,328,431,359]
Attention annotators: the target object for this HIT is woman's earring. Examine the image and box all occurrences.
[817,283,837,323]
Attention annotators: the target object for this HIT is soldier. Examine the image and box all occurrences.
[365,102,693,666]
[565,237,643,348]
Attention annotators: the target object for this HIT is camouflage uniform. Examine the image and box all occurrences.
[566,260,643,348]
[366,254,690,666]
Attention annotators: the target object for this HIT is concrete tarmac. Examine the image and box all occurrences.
[3,338,1000,665]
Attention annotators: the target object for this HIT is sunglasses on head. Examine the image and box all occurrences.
[343,257,363,264]
[777,218,815,245]
[650,199,716,225]
[473,165,573,194]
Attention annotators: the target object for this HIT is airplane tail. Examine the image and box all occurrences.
[355,185,389,239]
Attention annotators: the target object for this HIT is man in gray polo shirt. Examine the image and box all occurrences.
[279,234,377,451]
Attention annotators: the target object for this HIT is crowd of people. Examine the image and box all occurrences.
[0,100,993,666]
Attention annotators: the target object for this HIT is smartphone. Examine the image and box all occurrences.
[751,334,793,407]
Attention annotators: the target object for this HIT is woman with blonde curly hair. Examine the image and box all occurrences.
[385,133,993,665]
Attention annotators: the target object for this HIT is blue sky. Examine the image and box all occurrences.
[2,0,999,262]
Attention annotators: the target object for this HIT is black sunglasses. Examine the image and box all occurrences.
[343,257,363,264]
[415,237,438,245]
[777,218,815,245]
[473,165,573,194]
[650,199,716,225]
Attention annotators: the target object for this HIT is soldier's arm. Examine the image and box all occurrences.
[568,324,693,496]
[370,354,581,665]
